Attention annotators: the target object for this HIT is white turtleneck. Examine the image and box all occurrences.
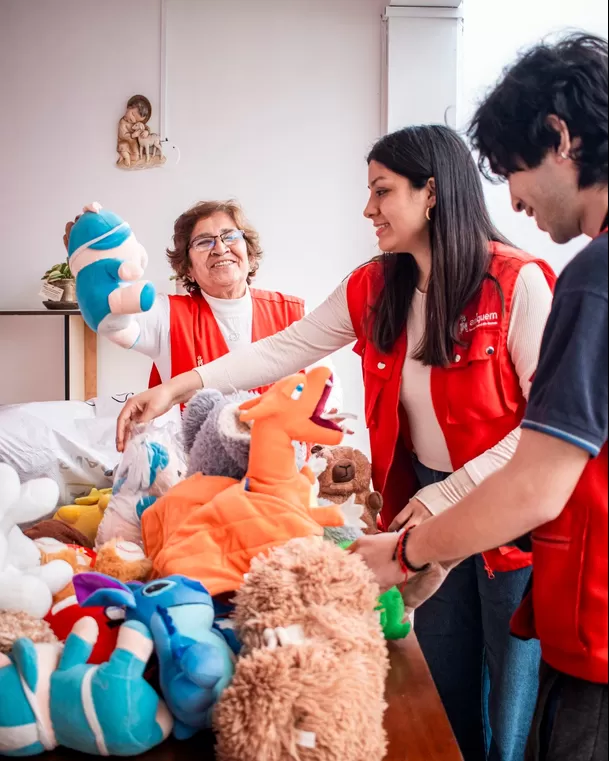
[200,289,254,351]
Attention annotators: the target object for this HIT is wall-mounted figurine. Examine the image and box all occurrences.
[116,94,166,170]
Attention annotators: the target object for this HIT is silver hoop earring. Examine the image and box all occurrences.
[426,207,433,222]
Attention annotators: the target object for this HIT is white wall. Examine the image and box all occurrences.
[1,0,607,449]
[461,0,608,273]
[0,0,386,452]
[0,0,165,403]
[385,7,463,133]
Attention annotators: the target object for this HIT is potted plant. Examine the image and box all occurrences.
[41,258,77,308]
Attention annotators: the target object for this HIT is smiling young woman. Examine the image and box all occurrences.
[115,125,557,760]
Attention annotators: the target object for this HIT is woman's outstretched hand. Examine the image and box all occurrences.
[116,370,202,452]
[116,386,175,452]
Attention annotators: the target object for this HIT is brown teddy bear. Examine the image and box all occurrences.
[312,446,382,534]
[94,538,153,583]
[37,537,152,604]
[214,537,389,761]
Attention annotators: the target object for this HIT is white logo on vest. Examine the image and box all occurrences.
[459,312,499,335]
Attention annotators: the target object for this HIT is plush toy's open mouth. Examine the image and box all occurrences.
[309,375,356,433]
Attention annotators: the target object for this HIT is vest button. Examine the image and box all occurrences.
[486,347,495,356]
[454,354,462,363]
[377,362,386,370]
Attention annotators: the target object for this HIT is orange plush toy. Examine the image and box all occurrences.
[143,368,357,596]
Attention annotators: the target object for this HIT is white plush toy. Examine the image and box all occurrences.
[0,464,74,618]
[67,202,156,350]
[95,425,186,549]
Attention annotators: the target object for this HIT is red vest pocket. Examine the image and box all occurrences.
[362,346,397,428]
[532,525,589,663]
[443,330,516,424]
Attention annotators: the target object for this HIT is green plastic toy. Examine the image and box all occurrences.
[376,587,411,640]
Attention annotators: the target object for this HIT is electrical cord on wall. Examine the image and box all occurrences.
[160,138,181,166]
[158,0,181,168]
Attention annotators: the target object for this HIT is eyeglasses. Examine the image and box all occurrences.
[189,229,246,253]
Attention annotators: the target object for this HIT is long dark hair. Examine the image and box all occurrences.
[367,125,509,367]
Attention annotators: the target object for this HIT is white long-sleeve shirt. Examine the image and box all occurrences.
[128,290,254,383]
[104,287,344,409]
[194,264,553,512]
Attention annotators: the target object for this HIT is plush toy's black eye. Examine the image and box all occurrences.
[142,580,176,597]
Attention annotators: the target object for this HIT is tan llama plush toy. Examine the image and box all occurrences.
[214,537,389,761]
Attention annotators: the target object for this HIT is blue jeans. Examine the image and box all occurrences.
[413,459,541,761]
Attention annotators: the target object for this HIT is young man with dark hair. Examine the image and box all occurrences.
[354,33,608,760]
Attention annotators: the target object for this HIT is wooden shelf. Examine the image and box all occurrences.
[0,308,81,316]
[0,310,97,401]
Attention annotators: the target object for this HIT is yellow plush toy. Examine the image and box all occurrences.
[53,487,112,545]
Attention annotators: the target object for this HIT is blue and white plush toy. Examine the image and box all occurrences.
[73,573,237,740]
[67,202,156,349]
[95,423,186,550]
[0,617,173,756]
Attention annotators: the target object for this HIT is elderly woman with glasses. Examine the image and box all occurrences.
[64,199,340,405]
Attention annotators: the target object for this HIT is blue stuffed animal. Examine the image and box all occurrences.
[67,202,156,349]
[73,573,236,740]
[0,617,173,756]
[95,423,186,549]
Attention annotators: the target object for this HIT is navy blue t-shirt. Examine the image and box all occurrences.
[522,231,608,455]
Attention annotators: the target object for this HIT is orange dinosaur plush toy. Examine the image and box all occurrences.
[143,368,357,596]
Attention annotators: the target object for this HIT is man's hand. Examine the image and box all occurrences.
[349,532,405,593]
[388,497,433,532]
[404,430,592,569]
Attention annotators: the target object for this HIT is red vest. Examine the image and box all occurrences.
[512,229,609,684]
[148,288,305,394]
[347,242,557,574]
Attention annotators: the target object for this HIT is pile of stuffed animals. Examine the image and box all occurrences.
[0,207,409,761]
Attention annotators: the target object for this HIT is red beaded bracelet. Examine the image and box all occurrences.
[393,531,410,578]
[394,528,432,577]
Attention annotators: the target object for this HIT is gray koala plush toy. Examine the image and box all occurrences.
[182,389,307,479]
